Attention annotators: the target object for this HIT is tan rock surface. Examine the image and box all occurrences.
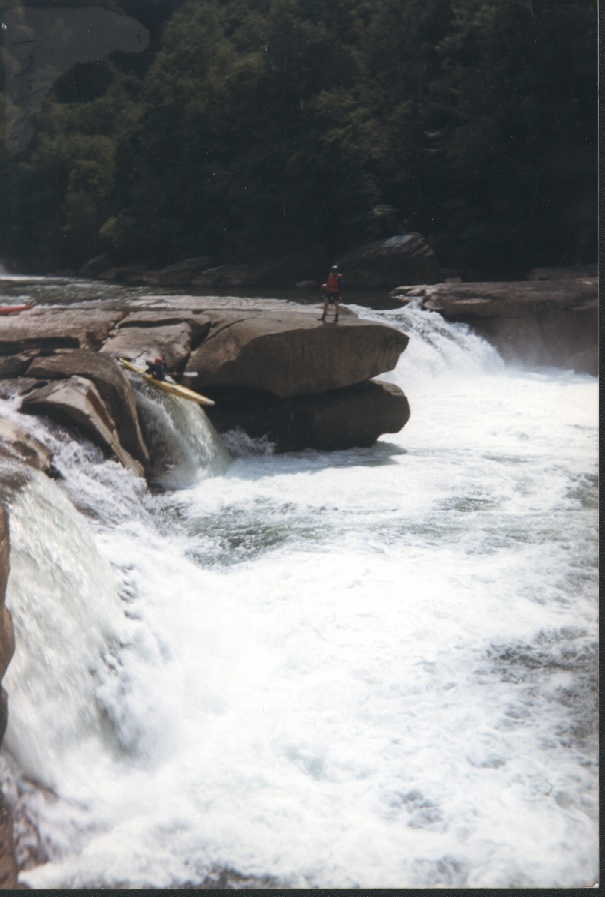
[187,311,409,398]
[101,322,192,369]
[27,350,149,465]
[21,376,143,477]
[0,309,124,353]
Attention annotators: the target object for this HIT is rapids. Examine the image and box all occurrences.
[0,299,597,889]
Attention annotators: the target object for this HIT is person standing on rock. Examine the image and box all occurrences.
[320,265,343,323]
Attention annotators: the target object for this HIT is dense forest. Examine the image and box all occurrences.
[0,0,597,278]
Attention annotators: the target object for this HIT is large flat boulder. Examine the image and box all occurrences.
[186,311,409,398]
[21,376,143,477]
[27,350,149,465]
[101,322,192,369]
[207,380,410,451]
[0,308,124,354]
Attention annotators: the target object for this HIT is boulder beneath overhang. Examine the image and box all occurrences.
[207,380,410,452]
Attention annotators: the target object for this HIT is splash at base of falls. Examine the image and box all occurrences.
[130,382,231,489]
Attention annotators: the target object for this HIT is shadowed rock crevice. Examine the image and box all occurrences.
[207,380,410,451]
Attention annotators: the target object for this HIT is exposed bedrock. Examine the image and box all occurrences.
[0,308,124,354]
[101,322,193,369]
[21,376,143,477]
[185,310,409,397]
[26,351,149,465]
[207,380,410,452]
[394,277,597,374]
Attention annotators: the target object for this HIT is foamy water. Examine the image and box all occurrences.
[0,303,597,888]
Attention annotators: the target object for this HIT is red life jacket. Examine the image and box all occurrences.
[326,271,340,292]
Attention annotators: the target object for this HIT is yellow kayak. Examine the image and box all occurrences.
[119,358,215,407]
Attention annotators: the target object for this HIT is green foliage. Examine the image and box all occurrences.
[0,0,596,274]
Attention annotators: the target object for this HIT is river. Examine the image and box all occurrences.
[0,277,598,888]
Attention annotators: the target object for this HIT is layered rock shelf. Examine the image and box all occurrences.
[0,302,411,478]
[393,276,598,375]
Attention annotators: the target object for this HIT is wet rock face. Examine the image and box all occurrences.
[0,508,10,606]
[21,376,144,477]
[0,419,53,475]
[27,351,149,465]
[186,310,409,398]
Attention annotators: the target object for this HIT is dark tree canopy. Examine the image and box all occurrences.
[0,0,597,277]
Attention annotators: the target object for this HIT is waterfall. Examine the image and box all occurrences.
[2,471,133,789]
[132,383,231,489]
[351,300,504,385]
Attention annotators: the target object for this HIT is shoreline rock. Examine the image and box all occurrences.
[393,277,597,374]
[87,231,437,290]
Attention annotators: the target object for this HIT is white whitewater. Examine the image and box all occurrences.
[132,382,231,488]
[0,305,597,889]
